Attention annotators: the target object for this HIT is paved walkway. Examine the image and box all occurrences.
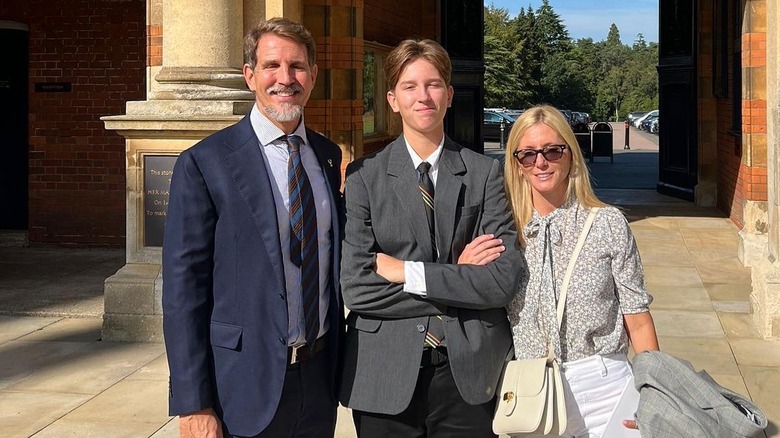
[2,127,779,436]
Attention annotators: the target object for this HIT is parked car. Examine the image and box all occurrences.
[559,109,574,126]
[501,108,525,119]
[634,110,658,128]
[627,111,648,124]
[640,114,659,131]
[649,118,659,134]
[483,110,516,142]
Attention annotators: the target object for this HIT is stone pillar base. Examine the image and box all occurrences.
[694,181,717,207]
[739,230,780,339]
[747,256,780,339]
[102,263,164,342]
[102,108,244,342]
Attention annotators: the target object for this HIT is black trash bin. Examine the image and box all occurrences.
[572,123,591,159]
[591,122,613,164]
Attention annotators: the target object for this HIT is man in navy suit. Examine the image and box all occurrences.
[163,17,343,438]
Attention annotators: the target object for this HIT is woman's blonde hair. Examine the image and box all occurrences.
[503,104,607,244]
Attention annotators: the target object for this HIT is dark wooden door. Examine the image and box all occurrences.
[656,0,697,201]
[440,0,485,154]
[0,26,29,229]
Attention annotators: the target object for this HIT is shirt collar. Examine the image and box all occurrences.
[405,136,445,172]
[249,104,309,147]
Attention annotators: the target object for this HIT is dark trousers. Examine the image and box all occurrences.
[352,349,497,438]
[226,348,337,438]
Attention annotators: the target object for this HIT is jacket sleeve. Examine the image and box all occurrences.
[423,158,525,309]
[340,162,446,319]
[162,150,217,416]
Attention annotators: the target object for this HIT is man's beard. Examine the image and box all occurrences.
[264,102,303,122]
[265,84,304,122]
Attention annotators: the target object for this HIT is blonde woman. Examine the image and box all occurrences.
[503,105,658,437]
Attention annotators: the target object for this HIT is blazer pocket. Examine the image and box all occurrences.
[347,316,382,333]
[460,204,481,217]
[210,321,243,350]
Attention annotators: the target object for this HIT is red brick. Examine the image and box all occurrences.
[3,1,144,245]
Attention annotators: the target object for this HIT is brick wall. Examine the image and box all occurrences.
[364,0,436,46]
[707,1,767,228]
[362,0,437,155]
[1,0,146,245]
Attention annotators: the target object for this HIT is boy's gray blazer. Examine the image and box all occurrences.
[634,350,767,438]
[338,134,525,415]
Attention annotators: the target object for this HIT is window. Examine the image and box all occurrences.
[363,42,391,138]
[712,0,742,144]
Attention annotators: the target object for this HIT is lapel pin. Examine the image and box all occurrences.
[327,159,333,168]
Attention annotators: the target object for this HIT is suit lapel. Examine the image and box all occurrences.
[387,136,436,261]
[220,116,285,287]
[434,138,466,263]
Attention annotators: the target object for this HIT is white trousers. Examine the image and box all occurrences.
[556,353,633,438]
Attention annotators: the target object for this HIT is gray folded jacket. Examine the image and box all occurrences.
[633,351,767,438]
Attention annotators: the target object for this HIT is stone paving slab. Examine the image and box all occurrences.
[653,310,726,338]
[31,419,167,438]
[0,390,92,437]
[648,286,713,311]
[7,341,165,395]
[0,316,61,344]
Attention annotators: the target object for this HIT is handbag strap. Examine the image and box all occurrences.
[555,207,599,331]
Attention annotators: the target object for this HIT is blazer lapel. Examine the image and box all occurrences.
[220,116,285,287]
[434,138,466,263]
[387,136,436,261]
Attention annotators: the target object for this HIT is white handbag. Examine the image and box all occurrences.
[493,208,599,436]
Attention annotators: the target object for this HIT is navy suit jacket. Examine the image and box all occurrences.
[162,115,344,437]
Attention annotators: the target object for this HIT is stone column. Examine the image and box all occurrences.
[100,0,285,342]
[743,0,780,339]
[152,0,249,101]
[736,0,780,339]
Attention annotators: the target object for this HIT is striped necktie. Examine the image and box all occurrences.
[286,135,319,348]
[417,161,436,253]
[417,161,443,348]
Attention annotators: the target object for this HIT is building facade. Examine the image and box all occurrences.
[3,0,780,340]
[682,0,778,338]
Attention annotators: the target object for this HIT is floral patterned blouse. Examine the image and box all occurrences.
[507,200,652,362]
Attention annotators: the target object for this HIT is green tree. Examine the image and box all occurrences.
[535,0,570,54]
[484,5,527,107]
[481,2,658,120]
[484,34,524,107]
[606,23,621,46]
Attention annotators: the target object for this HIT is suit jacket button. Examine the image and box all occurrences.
[279,337,286,344]
[416,324,426,332]
[279,293,285,301]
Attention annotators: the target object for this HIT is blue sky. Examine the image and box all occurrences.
[484,0,659,45]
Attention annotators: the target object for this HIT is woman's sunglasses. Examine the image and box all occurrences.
[511,144,567,167]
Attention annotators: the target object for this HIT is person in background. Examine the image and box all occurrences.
[338,39,524,438]
[503,104,659,437]
[162,17,344,438]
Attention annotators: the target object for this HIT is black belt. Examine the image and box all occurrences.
[287,336,327,365]
[420,347,448,367]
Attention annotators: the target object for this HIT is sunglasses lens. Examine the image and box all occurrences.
[515,145,566,167]
[543,147,564,161]
[518,152,537,167]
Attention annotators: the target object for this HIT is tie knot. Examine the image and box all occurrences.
[285,135,303,152]
[417,161,432,175]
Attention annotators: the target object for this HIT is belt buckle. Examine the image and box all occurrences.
[289,344,303,365]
